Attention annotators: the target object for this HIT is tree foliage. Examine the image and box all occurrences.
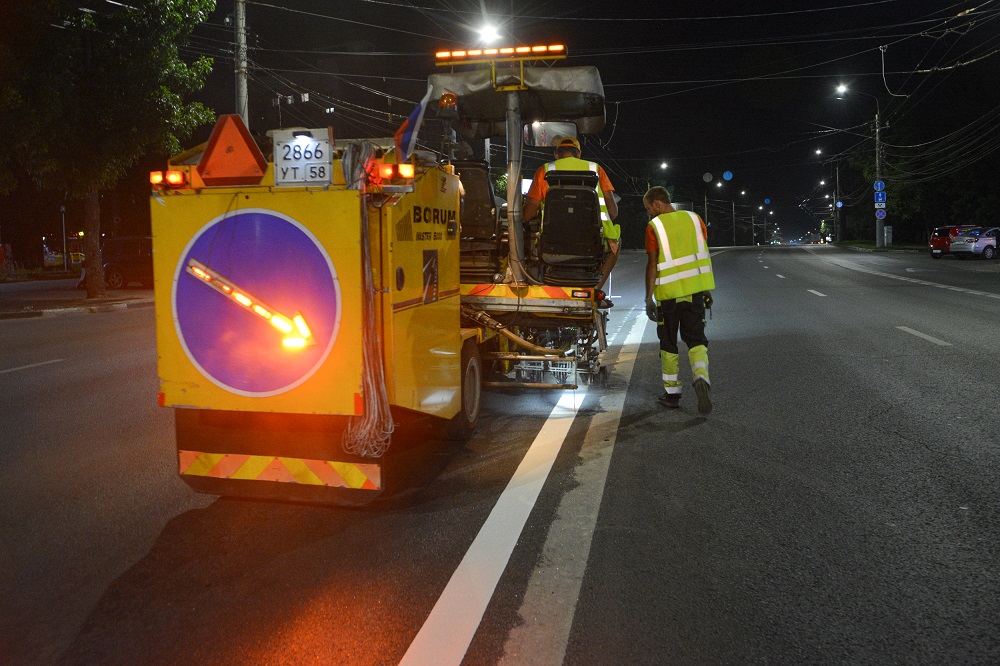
[0,0,216,294]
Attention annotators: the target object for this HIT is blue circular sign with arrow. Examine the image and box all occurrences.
[173,209,342,396]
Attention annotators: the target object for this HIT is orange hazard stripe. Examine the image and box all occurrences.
[178,451,381,490]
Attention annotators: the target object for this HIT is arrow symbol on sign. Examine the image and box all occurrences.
[185,258,315,350]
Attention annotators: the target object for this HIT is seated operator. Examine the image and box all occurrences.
[522,136,620,291]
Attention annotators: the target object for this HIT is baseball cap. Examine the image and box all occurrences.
[555,136,581,151]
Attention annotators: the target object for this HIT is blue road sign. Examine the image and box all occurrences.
[875,209,887,219]
[873,180,885,192]
[874,191,887,203]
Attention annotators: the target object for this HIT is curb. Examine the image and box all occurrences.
[0,299,154,321]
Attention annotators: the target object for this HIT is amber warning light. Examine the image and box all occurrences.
[150,170,186,187]
[436,43,565,64]
[378,163,415,180]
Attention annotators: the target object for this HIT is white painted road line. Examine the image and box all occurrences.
[824,258,1000,300]
[808,290,827,297]
[763,265,769,269]
[776,274,785,279]
[503,311,649,665]
[0,359,64,375]
[896,326,952,347]
[400,386,588,665]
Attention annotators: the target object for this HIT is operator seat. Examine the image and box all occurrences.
[538,170,604,286]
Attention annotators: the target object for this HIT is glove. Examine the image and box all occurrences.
[645,297,658,322]
[703,292,713,309]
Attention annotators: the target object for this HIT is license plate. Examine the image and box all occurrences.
[271,129,334,187]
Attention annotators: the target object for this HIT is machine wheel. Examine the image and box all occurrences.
[983,246,996,260]
[445,339,482,440]
[106,267,126,289]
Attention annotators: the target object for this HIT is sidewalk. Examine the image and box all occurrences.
[0,279,154,320]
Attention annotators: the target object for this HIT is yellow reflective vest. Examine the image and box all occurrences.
[543,157,621,241]
[648,210,715,301]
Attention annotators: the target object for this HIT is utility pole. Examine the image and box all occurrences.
[235,0,249,128]
[874,109,883,247]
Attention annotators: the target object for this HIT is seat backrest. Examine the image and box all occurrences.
[539,170,603,261]
[454,162,500,243]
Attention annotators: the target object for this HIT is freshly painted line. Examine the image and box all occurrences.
[0,359,64,375]
[763,265,769,269]
[808,289,827,297]
[776,274,785,279]
[896,326,952,347]
[400,385,588,665]
[503,310,649,664]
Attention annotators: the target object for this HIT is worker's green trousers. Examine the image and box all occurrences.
[661,345,709,394]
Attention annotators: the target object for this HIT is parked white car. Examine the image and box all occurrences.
[950,227,997,260]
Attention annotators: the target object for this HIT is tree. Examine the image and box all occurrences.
[0,0,215,296]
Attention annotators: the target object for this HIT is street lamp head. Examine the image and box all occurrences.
[836,84,848,95]
[660,162,668,170]
[477,24,501,43]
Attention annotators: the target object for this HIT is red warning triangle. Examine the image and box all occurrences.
[196,114,268,186]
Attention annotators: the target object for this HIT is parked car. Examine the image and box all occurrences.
[928,224,978,258]
[949,227,998,260]
[101,236,153,288]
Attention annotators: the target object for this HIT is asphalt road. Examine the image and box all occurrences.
[1,246,998,665]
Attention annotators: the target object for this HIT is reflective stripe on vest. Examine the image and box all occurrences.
[543,157,620,240]
[649,211,715,301]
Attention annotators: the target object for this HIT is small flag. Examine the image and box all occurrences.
[394,84,435,161]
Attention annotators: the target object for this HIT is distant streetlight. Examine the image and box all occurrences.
[815,148,822,155]
[660,162,668,170]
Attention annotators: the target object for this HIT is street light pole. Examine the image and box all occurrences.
[836,85,884,246]
[60,205,67,271]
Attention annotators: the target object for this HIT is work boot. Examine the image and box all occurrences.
[657,392,680,408]
[693,378,712,415]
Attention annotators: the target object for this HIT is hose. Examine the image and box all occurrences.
[461,306,568,357]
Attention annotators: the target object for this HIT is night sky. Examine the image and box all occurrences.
[5,1,997,249]
[186,0,998,241]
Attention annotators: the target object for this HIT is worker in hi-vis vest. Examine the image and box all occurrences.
[522,136,620,293]
[643,186,715,414]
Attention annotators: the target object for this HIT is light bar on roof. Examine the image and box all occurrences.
[435,43,566,65]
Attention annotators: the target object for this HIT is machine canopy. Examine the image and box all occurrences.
[428,66,605,140]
